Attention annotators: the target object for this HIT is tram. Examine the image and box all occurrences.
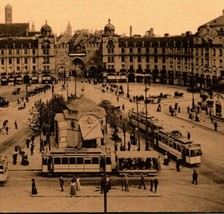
[128,110,163,134]
[42,148,112,175]
[0,156,8,183]
[154,129,202,165]
[116,150,159,176]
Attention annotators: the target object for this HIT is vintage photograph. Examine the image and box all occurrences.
[0,0,224,212]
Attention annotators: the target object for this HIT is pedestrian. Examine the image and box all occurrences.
[5,126,9,135]
[26,139,30,149]
[163,152,169,165]
[13,151,18,165]
[70,177,76,197]
[117,96,119,102]
[106,176,111,191]
[192,170,198,185]
[31,135,35,144]
[176,158,181,171]
[76,175,81,191]
[154,177,159,193]
[128,141,131,151]
[59,176,64,192]
[114,141,118,152]
[123,174,129,192]
[214,121,218,131]
[138,173,146,190]
[187,132,191,140]
[31,178,38,195]
[150,178,154,192]
[14,120,18,129]
[30,142,35,155]
[122,104,125,111]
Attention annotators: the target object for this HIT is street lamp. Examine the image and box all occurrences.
[126,70,130,98]
[74,70,77,97]
[191,63,195,109]
[122,122,126,150]
[136,96,140,151]
[144,73,150,150]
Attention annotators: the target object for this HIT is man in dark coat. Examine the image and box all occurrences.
[138,174,146,190]
[154,177,159,193]
[192,170,198,185]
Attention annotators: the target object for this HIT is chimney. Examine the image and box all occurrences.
[130,26,132,37]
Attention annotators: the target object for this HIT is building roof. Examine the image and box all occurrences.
[0,38,38,49]
[0,23,29,37]
[118,35,194,48]
[66,96,106,118]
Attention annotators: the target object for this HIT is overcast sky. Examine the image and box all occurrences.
[1,0,223,36]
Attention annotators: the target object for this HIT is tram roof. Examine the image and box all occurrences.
[116,150,158,159]
[43,148,110,156]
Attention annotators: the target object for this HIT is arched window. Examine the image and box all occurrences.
[107,40,114,46]
[215,100,222,117]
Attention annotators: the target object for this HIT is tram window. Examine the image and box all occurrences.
[106,157,111,165]
[85,159,91,164]
[173,143,176,149]
[191,150,195,157]
[177,145,181,152]
[54,157,61,164]
[62,157,68,164]
[42,158,47,165]
[77,157,83,164]
[92,157,99,164]
[185,149,189,156]
[69,157,76,164]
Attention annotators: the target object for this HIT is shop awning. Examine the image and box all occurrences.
[79,121,103,140]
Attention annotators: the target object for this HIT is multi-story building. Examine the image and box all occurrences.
[102,13,224,91]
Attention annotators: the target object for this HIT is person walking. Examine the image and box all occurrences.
[5,126,9,135]
[26,139,30,149]
[192,170,198,185]
[154,177,159,193]
[59,176,64,192]
[31,135,35,144]
[14,120,18,129]
[30,142,35,156]
[100,177,104,194]
[214,121,218,131]
[150,178,154,192]
[123,174,129,192]
[70,177,76,197]
[128,141,131,151]
[138,173,146,190]
[76,175,81,191]
[31,178,38,195]
[176,158,181,171]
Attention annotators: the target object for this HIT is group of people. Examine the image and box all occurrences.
[25,135,36,156]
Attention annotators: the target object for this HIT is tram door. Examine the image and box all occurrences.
[181,148,186,163]
[100,157,106,172]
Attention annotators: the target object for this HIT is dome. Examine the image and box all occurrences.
[105,19,115,31]
[41,20,52,37]
[104,19,115,36]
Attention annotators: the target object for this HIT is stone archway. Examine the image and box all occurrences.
[71,58,86,76]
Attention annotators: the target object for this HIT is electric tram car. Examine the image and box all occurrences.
[128,110,163,134]
[0,156,8,183]
[154,129,202,165]
[42,148,112,175]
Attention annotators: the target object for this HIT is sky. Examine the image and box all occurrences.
[0,0,224,36]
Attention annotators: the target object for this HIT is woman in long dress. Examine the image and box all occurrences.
[70,178,76,197]
[31,178,38,195]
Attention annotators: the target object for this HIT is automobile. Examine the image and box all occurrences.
[12,88,21,95]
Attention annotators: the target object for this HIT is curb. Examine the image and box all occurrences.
[30,193,161,198]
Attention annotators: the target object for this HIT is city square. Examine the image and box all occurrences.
[0,0,224,213]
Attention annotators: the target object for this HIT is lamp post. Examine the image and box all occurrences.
[126,70,129,98]
[136,96,140,151]
[191,63,195,109]
[144,73,150,150]
[122,122,126,150]
[74,70,77,97]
